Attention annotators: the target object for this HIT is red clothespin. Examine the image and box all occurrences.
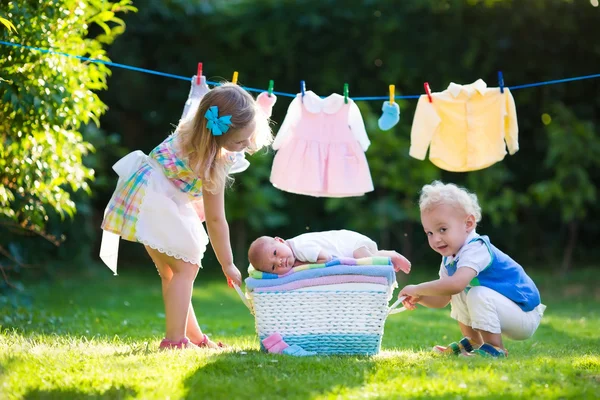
[424,82,433,103]
[197,62,203,85]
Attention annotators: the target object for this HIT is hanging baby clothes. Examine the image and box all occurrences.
[409,79,519,172]
[270,91,373,197]
[256,91,277,118]
[181,75,210,122]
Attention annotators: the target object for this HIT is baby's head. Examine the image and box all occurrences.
[419,181,482,257]
[248,236,296,275]
[178,83,273,193]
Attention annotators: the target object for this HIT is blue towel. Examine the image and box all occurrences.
[282,344,316,357]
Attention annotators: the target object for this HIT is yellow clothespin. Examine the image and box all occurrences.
[389,84,395,104]
[232,71,239,84]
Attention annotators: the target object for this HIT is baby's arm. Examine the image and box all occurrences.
[291,249,329,265]
[352,246,373,259]
[316,249,331,263]
[354,246,411,274]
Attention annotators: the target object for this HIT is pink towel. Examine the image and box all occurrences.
[254,275,388,292]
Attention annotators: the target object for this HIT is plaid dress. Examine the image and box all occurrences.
[101,134,208,270]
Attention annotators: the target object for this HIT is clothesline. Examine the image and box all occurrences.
[2,40,600,100]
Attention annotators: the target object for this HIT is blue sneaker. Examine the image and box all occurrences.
[468,343,508,358]
[432,337,477,356]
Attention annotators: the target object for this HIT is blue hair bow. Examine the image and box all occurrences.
[204,106,232,136]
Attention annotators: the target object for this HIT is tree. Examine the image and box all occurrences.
[529,104,600,273]
[0,0,136,286]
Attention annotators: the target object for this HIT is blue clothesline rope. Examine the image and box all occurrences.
[2,40,600,100]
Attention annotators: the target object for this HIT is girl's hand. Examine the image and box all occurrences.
[222,264,242,287]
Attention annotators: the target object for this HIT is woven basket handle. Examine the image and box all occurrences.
[232,283,254,314]
[388,295,408,315]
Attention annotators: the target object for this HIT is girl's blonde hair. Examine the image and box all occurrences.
[176,82,273,193]
[419,180,482,222]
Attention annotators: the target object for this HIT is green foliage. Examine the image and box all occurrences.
[0,0,135,228]
[96,0,599,267]
[0,16,17,34]
[3,0,600,281]
[0,0,136,287]
[530,104,600,223]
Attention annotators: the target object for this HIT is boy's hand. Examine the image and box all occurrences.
[222,264,242,287]
[399,284,420,299]
[401,295,421,310]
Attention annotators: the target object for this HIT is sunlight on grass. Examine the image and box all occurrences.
[1,270,599,399]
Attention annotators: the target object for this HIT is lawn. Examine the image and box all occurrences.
[1,266,599,399]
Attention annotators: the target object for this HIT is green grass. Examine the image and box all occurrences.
[1,266,599,399]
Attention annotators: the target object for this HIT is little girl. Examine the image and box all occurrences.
[248,230,411,275]
[100,83,272,349]
[399,181,545,358]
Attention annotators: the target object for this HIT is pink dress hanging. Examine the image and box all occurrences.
[270,91,373,197]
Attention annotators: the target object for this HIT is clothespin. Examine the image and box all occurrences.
[498,71,505,94]
[232,71,239,84]
[300,80,306,101]
[389,84,395,104]
[344,83,349,104]
[196,62,202,85]
[268,80,274,97]
[424,82,433,103]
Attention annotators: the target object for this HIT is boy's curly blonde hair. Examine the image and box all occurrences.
[176,82,273,194]
[419,180,482,222]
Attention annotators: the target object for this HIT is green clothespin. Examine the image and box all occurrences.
[268,80,274,97]
[344,83,349,104]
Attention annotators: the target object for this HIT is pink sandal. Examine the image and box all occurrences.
[192,333,226,348]
[159,337,194,350]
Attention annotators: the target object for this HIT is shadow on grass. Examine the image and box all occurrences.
[22,386,137,400]
[182,350,377,399]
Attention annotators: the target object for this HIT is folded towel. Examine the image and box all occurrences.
[248,256,391,279]
[245,264,395,290]
[282,344,316,357]
[254,275,389,293]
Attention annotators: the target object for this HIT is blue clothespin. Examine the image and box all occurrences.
[300,80,306,100]
[498,71,505,94]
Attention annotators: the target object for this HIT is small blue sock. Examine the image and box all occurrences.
[281,344,316,357]
[378,101,400,131]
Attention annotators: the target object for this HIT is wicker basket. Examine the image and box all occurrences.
[237,282,406,356]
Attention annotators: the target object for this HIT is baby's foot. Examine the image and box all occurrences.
[391,252,411,274]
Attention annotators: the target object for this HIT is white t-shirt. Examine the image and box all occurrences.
[286,230,378,263]
[438,230,492,278]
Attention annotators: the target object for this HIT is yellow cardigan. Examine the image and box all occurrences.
[409,79,519,172]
